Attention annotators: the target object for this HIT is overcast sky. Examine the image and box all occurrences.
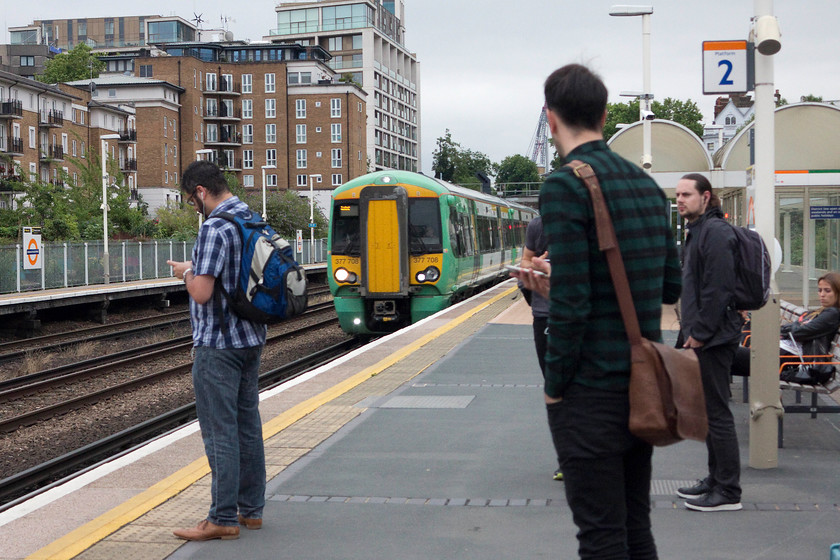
[5,1,839,174]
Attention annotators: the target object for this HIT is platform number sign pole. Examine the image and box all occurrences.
[23,227,42,270]
[296,229,303,260]
[703,40,754,94]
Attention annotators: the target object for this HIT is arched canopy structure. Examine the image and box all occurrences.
[608,120,713,172]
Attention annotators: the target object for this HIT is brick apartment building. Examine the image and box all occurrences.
[0,70,137,210]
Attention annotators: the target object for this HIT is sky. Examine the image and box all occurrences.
[5,1,840,175]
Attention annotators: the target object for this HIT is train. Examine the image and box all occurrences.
[327,170,538,335]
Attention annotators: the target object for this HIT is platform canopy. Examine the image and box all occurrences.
[715,102,840,171]
[608,119,713,173]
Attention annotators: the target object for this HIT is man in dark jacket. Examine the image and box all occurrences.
[675,173,744,512]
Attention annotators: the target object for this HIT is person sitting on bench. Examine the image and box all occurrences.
[732,272,840,377]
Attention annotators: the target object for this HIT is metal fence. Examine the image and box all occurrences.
[0,238,327,295]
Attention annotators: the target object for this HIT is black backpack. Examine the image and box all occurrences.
[729,224,771,310]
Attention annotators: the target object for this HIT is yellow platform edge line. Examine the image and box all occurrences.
[27,285,516,560]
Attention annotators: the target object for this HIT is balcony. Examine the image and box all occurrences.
[40,144,64,162]
[119,128,137,143]
[0,100,23,119]
[120,158,138,172]
[3,136,24,156]
[204,107,242,121]
[203,79,241,96]
[205,132,242,147]
[39,110,64,128]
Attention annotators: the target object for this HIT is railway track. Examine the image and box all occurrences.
[0,337,362,511]
[0,302,338,433]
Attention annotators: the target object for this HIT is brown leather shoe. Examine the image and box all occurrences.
[173,519,239,541]
[238,514,262,530]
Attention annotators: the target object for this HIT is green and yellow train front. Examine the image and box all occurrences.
[328,172,455,335]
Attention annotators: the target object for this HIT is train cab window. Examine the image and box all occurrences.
[332,202,360,256]
[408,198,442,255]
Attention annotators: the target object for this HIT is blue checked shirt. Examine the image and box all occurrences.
[189,196,267,349]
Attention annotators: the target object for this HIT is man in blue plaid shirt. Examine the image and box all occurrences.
[167,160,267,541]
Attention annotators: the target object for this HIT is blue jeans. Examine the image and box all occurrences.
[547,384,657,560]
[193,345,265,526]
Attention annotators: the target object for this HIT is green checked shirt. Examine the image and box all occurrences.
[540,140,681,398]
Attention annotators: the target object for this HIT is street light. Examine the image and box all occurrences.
[194,150,214,227]
[261,165,276,221]
[308,174,322,263]
[100,134,121,284]
[610,5,654,171]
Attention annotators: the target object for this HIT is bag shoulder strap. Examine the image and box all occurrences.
[564,160,643,346]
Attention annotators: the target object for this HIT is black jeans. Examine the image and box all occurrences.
[547,384,657,560]
[533,315,548,377]
[695,343,741,499]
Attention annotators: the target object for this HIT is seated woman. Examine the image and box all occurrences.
[732,272,840,377]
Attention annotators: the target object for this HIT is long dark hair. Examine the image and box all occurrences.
[681,173,721,209]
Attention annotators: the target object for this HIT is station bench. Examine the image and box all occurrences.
[741,300,840,447]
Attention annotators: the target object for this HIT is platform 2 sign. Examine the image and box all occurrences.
[23,227,42,270]
[703,40,753,94]
[810,206,840,220]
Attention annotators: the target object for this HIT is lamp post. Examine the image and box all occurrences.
[308,174,322,263]
[261,165,276,221]
[610,5,654,171]
[194,150,213,227]
[100,134,121,284]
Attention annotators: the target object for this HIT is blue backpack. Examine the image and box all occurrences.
[213,211,308,323]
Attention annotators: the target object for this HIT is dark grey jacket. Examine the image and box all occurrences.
[680,207,744,348]
[781,307,840,355]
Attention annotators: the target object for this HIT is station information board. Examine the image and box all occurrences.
[703,40,753,94]
[23,226,42,270]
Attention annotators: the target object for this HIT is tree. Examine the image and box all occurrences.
[431,130,459,182]
[801,94,823,103]
[242,190,328,239]
[38,43,105,84]
[496,154,541,192]
[431,130,495,190]
[603,97,705,140]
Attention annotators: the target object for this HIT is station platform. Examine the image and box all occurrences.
[3,280,840,559]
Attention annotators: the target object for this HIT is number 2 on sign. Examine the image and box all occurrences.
[718,59,734,85]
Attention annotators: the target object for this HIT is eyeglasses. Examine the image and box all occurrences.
[186,186,203,207]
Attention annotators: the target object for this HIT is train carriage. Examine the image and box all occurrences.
[328,170,537,335]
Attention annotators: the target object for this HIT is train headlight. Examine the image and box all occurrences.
[334,267,357,283]
[416,266,440,283]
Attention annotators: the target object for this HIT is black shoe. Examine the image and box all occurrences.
[684,488,742,512]
[676,478,712,500]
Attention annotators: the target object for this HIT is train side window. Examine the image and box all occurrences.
[332,202,360,256]
[448,212,462,257]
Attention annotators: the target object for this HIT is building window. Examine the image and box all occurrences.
[206,73,217,91]
[221,74,234,92]
[242,74,252,94]
[265,98,276,118]
[165,170,169,183]
[331,123,342,143]
[164,143,168,164]
[297,174,307,187]
[243,174,254,188]
[163,116,167,137]
[81,141,86,157]
[266,124,276,143]
[295,99,306,118]
[266,174,277,187]
[296,124,306,144]
[331,98,341,117]
[72,139,77,156]
[265,73,275,93]
[20,56,35,67]
[206,124,218,143]
[266,149,277,166]
[242,99,253,119]
[243,124,253,144]
[332,173,342,186]
[139,64,153,77]
[352,34,363,49]
[243,150,254,169]
[331,148,342,168]
[328,37,342,51]
[296,149,307,169]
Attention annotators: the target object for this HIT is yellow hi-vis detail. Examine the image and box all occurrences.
[367,199,400,293]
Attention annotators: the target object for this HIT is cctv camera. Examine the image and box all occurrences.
[641,110,655,121]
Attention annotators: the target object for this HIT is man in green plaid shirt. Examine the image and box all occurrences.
[515,64,681,559]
